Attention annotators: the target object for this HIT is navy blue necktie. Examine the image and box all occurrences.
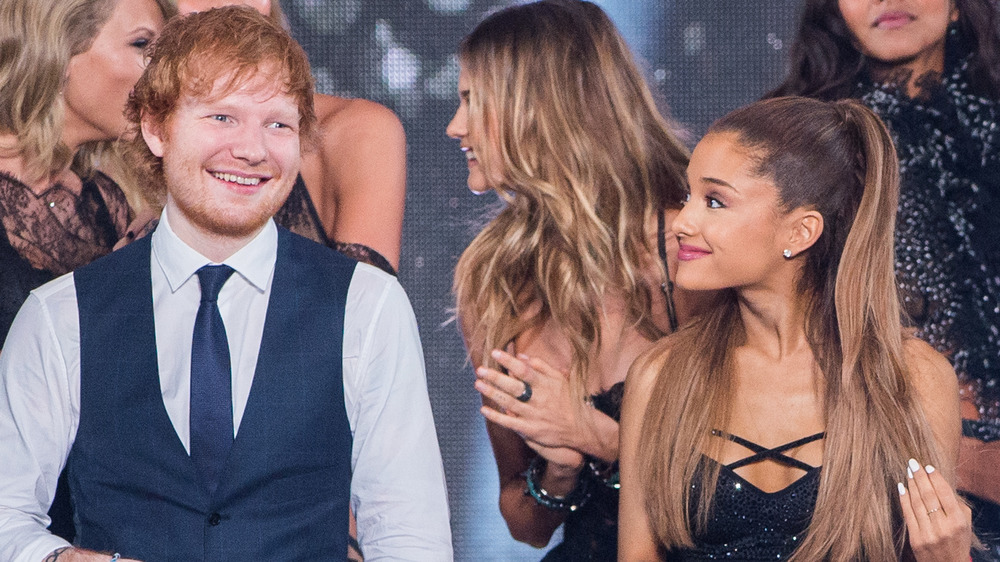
[190,264,236,495]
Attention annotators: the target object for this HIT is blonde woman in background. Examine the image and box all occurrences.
[619,97,972,561]
[450,1,706,559]
[0,0,173,542]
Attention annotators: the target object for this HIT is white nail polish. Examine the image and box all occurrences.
[898,482,906,495]
[925,464,935,474]
[907,458,920,473]
[907,467,913,479]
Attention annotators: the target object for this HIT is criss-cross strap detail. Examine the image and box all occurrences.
[711,429,825,472]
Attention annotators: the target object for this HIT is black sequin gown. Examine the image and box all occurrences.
[666,432,822,561]
[855,42,1000,559]
[540,383,623,561]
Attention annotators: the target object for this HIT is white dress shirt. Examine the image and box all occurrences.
[0,212,452,562]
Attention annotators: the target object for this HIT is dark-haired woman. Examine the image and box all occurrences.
[769,1,1000,553]
[619,96,972,561]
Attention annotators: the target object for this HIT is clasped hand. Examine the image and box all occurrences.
[474,349,605,469]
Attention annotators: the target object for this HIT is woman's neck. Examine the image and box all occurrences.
[868,51,946,100]
[0,134,81,195]
[735,286,813,362]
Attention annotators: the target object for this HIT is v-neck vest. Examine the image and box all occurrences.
[70,228,355,560]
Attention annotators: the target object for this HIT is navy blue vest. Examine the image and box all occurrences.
[70,228,355,561]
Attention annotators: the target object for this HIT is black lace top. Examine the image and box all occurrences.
[667,432,824,561]
[541,381,624,562]
[0,170,129,344]
[274,174,396,276]
[856,43,1000,440]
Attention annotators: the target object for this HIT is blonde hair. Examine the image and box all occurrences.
[637,97,940,560]
[452,0,689,395]
[0,0,173,188]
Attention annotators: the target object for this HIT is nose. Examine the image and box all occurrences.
[446,104,466,140]
[230,124,267,165]
[671,197,696,239]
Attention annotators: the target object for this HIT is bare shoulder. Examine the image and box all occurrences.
[313,94,404,141]
[902,337,958,398]
[624,335,676,408]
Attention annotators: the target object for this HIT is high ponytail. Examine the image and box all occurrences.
[637,97,942,560]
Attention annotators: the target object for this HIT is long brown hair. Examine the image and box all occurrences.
[452,0,689,395]
[637,97,940,560]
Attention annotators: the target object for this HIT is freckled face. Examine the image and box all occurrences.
[445,66,503,194]
[672,133,790,292]
[63,0,164,146]
[141,72,301,243]
[838,0,957,74]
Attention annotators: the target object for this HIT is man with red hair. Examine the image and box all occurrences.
[0,7,451,561]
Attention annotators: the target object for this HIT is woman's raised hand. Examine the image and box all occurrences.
[474,349,612,463]
[899,457,973,561]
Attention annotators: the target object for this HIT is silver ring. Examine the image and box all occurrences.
[926,507,940,516]
[516,381,532,402]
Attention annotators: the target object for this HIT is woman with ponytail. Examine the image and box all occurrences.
[619,96,972,561]
[449,1,706,559]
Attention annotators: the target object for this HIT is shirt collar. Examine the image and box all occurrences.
[151,209,278,294]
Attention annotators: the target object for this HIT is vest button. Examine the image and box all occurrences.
[208,512,221,526]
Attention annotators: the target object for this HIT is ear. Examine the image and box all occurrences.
[784,208,824,258]
[950,0,959,22]
[141,114,166,158]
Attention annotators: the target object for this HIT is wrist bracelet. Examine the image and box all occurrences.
[587,459,620,490]
[110,554,120,562]
[523,456,590,512]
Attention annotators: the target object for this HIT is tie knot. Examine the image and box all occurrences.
[196,265,235,303]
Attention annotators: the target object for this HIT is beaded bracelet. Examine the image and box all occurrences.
[523,456,590,512]
[587,459,620,490]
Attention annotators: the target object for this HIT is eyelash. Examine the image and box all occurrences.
[131,38,151,49]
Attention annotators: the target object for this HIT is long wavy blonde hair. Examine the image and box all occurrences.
[636,97,941,560]
[452,0,689,395]
[0,0,173,190]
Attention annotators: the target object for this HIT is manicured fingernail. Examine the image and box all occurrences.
[898,482,906,495]
[491,349,502,359]
[476,367,486,377]
[925,464,935,474]
[908,458,920,473]
[907,467,913,479]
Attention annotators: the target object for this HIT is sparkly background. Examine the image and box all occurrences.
[282,1,801,559]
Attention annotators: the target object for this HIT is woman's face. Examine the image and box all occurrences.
[176,0,270,16]
[672,132,793,292]
[446,66,502,194]
[62,0,164,148]
[837,0,957,73]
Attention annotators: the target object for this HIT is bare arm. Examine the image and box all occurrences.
[459,319,580,547]
[617,349,666,561]
[301,96,405,270]
[899,338,971,562]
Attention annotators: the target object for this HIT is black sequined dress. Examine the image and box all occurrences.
[665,431,823,561]
[856,46,1000,438]
[541,382,623,561]
[855,42,1000,559]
